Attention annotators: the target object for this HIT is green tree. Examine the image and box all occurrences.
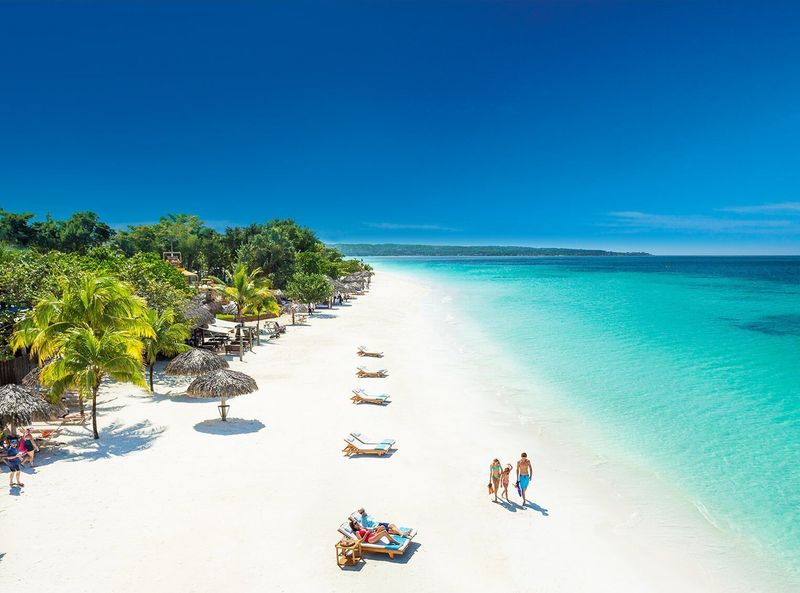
[249,286,280,344]
[58,211,113,253]
[294,250,327,275]
[121,252,191,313]
[142,308,190,391]
[11,273,155,436]
[30,214,63,250]
[266,218,320,252]
[0,209,36,247]
[285,272,333,322]
[0,249,84,359]
[41,327,148,439]
[237,228,296,288]
[205,264,273,359]
[217,264,268,320]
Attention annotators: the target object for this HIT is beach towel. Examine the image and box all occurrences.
[515,481,522,497]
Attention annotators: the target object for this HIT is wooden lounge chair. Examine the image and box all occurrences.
[356,366,388,378]
[342,437,393,456]
[357,346,384,358]
[337,522,413,559]
[350,389,390,405]
[349,432,395,447]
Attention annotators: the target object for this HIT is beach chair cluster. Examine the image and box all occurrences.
[338,511,417,559]
[342,432,395,456]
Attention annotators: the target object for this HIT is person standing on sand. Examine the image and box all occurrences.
[4,439,24,489]
[516,452,532,506]
[489,458,502,502]
[19,428,39,467]
[501,464,512,501]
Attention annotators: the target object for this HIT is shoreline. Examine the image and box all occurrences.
[1,268,794,592]
[390,266,796,591]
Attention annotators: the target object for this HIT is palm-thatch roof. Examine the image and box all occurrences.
[330,278,348,293]
[0,384,55,428]
[186,369,258,398]
[180,295,216,329]
[164,348,229,377]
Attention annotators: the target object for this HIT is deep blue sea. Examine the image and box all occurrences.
[373,256,800,578]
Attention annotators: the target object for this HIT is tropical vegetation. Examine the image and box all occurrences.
[0,209,369,438]
[0,210,369,360]
[11,273,155,439]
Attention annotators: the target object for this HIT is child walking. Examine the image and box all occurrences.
[501,464,512,501]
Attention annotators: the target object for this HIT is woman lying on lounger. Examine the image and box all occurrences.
[348,518,404,545]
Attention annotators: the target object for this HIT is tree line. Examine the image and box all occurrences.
[0,210,365,284]
[0,210,369,361]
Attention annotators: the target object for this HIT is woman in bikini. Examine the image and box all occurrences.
[348,518,403,545]
[489,458,503,502]
[19,428,39,467]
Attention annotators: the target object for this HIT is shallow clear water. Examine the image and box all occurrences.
[373,256,800,577]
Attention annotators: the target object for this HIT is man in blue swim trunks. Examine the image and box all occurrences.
[516,452,532,506]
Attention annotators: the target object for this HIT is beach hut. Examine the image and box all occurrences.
[186,369,257,421]
[0,384,54,436]
[164,348,229,377]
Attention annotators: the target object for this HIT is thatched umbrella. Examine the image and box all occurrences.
[186,369,258,421]
[0,384,54,436]
[164,348,229,377]
[181,301,215,329]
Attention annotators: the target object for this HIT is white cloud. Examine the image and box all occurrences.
[605,211,798,234]
[721,202,800,214]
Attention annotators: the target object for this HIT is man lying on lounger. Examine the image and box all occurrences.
[355,508,413,538]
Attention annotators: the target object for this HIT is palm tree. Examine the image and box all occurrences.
[11,272,154,425]
[249,286,280,345]
[142,308,190,391]
[41,327,148,439]
[223,263,272,322]
[205,264,273,359]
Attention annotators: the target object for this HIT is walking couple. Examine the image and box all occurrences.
[488,452,532,505]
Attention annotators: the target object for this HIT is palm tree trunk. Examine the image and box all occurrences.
[149,363,154,391]
[78,395,85,418]
[91,383,100,440]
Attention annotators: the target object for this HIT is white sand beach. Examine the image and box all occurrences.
[1,270,789,592]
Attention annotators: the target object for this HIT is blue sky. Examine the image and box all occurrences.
[1,0,799,254]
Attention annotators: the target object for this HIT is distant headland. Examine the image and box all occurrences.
[333,244,651,257]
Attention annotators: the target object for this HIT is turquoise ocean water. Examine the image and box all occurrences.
[374,256,800,579]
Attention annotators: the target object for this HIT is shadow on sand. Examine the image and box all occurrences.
[525,500,550,516]
[49,420,166,464]
[193,418,266,435]
[364,541,421,565]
